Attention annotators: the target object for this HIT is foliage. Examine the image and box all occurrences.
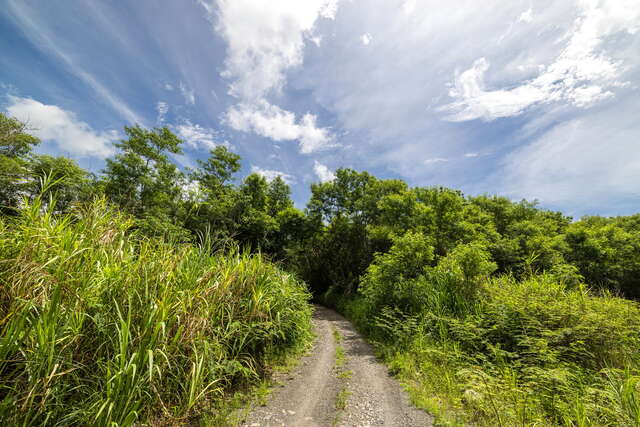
[343,267,640,425]
[0,113,40,213]
[4,111,640,424]
[101,125,184,220]
[0,196,312,426]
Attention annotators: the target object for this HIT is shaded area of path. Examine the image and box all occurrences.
[241,306,432,426]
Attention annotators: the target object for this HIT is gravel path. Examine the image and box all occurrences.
[241,306,432,427]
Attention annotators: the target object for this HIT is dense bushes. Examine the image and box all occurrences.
[0,197,312,425]
[342,240,640,425]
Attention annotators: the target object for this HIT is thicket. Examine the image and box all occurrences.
[0,194,311,425]
[3,112,640,425]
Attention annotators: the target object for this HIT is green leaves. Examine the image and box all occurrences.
[102,125,185,218]
[0,198,312,425]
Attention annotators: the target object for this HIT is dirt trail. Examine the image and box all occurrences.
[241,306,432,427]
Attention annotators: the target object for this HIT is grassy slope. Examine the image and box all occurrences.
[0,198,312,426]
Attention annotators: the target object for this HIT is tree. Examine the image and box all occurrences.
[102,125,183,215]
[267,176,293,216]
[0,113,40,213]
[190,146,240,195]
[101,125,187,240]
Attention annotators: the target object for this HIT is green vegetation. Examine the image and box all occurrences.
[0,193,311,424]
[332,327,351,425]
[2,111,640,425]
[296,171,640,425]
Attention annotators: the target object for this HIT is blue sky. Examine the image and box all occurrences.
[2,0,639,217]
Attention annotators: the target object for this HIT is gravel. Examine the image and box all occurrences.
[240,306,433,427]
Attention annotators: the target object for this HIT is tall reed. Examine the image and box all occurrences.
[0,196,312,425]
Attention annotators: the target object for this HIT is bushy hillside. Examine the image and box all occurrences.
[0,197,312,425]
[341,237,640,425]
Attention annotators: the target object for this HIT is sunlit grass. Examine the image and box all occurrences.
[0,195,312,425]
[340,272,640,426]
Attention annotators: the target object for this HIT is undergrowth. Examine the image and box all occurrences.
[336,235,640,426]
[0,196,312,425]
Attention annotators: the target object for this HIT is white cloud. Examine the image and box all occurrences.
[251,166,296,184]
[313,160,336,182]
[174,120,220,150]
[179,82,196,105]
[214,0,340,100]
[440,0,639,121]
[164,83,174,91]
[225,101,333,154]
[464,152,479,158]
[360,33,372,45]
[156,101,168,123]
[209,0,337,152]
[518,8,533,23]
[423,157,448,164]
[401,0,416,15]
[6,96,116,158]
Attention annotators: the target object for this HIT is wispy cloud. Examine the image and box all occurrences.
[423,157,448,165]
[501,99,640,215]
[179,82,196,105]
[156,102,169,123]
[440,1,639,121]
[6,1,143,124]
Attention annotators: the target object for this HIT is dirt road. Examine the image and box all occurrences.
[241,306,432,426]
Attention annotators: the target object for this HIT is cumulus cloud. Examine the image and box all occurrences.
[214,0,339,100]
[225,102,333,154]
[6,96,116,158]
[174,120,221,150]
[313,160,335,182]
[208,0,337,153]
[250,165,296,184]
[440,0,639,121]
[360,33,372,45]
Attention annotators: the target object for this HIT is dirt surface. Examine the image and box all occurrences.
[241,306,432,427]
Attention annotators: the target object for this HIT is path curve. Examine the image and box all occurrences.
[241,306,432,426]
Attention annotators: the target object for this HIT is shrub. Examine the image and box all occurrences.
[359,231,435,316]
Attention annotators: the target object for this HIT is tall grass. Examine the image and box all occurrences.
[0,196,312,425]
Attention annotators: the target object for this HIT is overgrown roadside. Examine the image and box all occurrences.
[241,306,432,426]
